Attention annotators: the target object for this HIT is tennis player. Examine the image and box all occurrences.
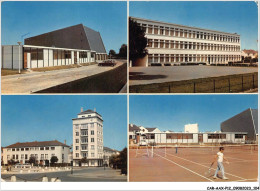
[212,147,229,180]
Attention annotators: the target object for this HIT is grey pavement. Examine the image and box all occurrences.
[129,66,258,86]
[1,167,127,182]
[2,62,123,94]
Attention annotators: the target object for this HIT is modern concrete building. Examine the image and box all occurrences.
[2,140,70,165]
[72,107,104,167]
[221,108,258,142]
[184,124,199,133]
[103,147,119,167]
[2,24,107,70]
[131,17,241,66]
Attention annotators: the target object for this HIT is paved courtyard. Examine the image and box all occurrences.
[129,66,258,86]
[2,61,124,94]
[1,167,127,182]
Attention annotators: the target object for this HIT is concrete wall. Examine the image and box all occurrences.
[2,45,23,70]
[36,62,127,93]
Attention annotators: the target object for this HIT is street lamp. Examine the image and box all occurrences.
[17,41,22,74]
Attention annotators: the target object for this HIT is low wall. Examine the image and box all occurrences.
[130,72,258,93]
[36,63,127,93]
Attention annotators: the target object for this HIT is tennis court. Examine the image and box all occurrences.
[129,144,258,182]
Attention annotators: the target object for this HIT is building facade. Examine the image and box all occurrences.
[129,124,247,145]
[221,108,258,142]
[2,24,107,70]
[184,124,199,133]
[72,108,104,167]
[2,140,70,165]
[103,147,120,167]
[131,17,241,66]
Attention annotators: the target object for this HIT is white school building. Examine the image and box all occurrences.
[131,17,241,66]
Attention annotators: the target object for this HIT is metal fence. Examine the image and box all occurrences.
[130,72,258,93]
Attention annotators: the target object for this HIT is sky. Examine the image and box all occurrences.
[130,1,258,50]
[1,1,127,53]
[130,95,258,132]
[1,95,127,151]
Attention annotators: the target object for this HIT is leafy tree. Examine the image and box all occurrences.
[8,159,15,165]
[29,156,36,165]
[119,147,127,175]
[109,50,117,58]
[129,18,148,63]
[50,156,58,164]
[109,148,127,175]
[81,157,89,165]
[118,44,127,58]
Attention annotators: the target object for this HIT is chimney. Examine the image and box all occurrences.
[64,140,66,145]
[81,107,83,112]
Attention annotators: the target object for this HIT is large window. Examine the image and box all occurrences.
[235,134,243,139]
[65,51,71,59]
[31,48,38,60]
[208,134,226,139]
[53,50,58,60]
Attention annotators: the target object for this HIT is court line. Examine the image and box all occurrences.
[150,150,214,182]
[200,160,258,164]
[231,178,258,182]
[154,149,246,180]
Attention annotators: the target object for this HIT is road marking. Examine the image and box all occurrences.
[150,150,214,182]
[156,149,246,180]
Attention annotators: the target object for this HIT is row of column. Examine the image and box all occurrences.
[141,23,240,43]
[148,39,240,52]
[148,54,241,64]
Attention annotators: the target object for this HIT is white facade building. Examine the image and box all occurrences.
[2,140,70,165]
[184,124,199,133]
[129,124,247,145]
[1,45,96,70]
[72,107,104,167]
[132,17,241,66]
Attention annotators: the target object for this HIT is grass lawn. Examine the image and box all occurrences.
[31,64,81,72]
[130,72,258,93]
[80,62,97,66]
[1,69,28,76]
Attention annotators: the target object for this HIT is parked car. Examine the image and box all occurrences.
[98,60,116,67]
[139,140,148,146]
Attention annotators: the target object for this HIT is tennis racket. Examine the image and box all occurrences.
[205,162,214,176]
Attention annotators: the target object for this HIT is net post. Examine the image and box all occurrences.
[152,146,153,158]
[135,145,138,158]
[165,146,166,157]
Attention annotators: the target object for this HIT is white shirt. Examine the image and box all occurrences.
[217,152,224,163]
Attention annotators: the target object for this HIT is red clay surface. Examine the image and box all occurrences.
[129,146,258,182]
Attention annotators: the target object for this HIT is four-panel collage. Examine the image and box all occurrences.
[1,0,258,190]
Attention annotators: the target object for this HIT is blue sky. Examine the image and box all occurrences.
[1,1,126,53]
[1,95,127,151]
[130,95,258,132]
[130,1,258,50]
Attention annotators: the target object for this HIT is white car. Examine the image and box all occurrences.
[139,140,148,146]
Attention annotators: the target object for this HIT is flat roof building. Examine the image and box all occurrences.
[2,24,107,70]
[2,140,70,165]
[131,17,241,66]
